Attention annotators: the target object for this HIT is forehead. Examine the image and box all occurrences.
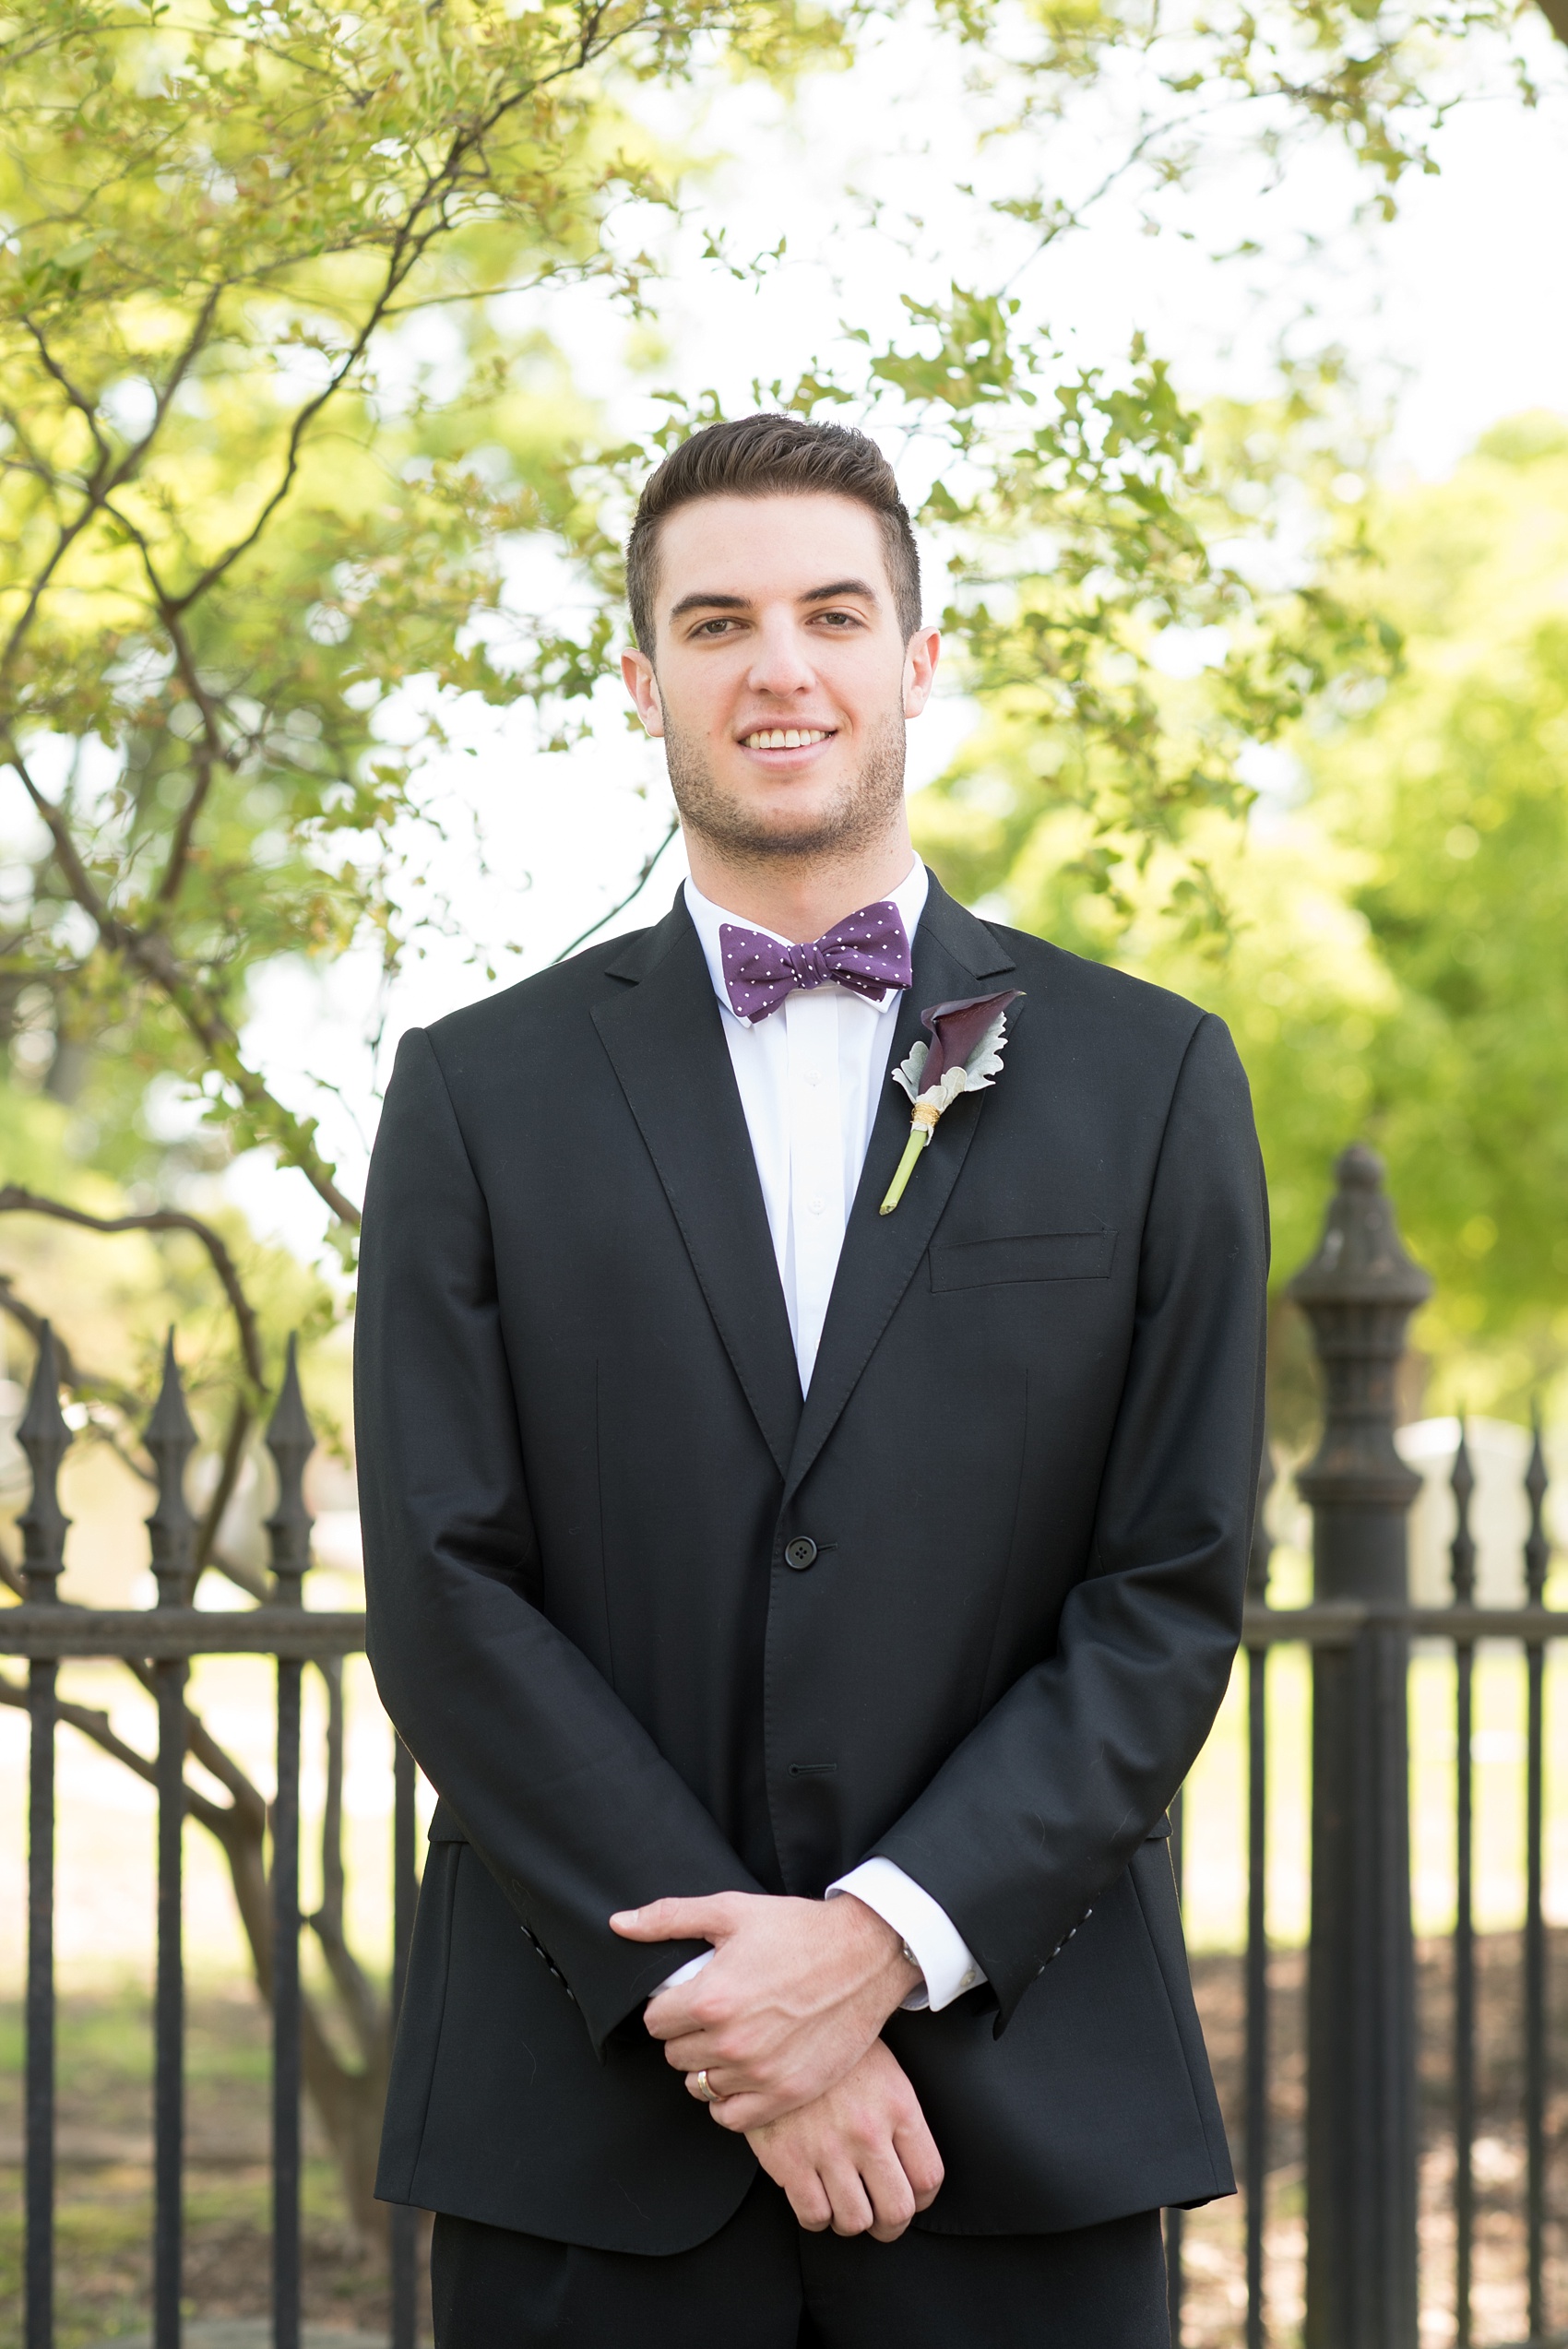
[653,492,892,612]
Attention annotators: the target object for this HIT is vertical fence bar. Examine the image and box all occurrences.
[273,1659,303,2349]
[26,1657,57,2349]
[18,1325,71,2349]
[153,1663,187,2349]
[1166,1781,1185,2347]
[391,1735,419,2349]
[147,1335,199,2349]
[1524,1414,1550,2343]
[1289,1145,1430,2349]
[1450,1420,1477,2349]
[1246,1443,1275,2349]
[267,1337,315,2349]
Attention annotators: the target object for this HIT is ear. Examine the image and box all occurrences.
[621,647,665,738]
[902,624,941,720]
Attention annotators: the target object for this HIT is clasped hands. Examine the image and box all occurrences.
[610,1891,944,2242]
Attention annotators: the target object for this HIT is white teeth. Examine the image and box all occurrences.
[744,729,828,750]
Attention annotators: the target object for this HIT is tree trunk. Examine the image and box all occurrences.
[208,1805,390,2251]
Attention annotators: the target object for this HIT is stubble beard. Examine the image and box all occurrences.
[663,708,908,874]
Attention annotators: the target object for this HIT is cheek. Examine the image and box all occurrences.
[662,666,744,741]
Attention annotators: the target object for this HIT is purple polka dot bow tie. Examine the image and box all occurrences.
[719,901,913,1025]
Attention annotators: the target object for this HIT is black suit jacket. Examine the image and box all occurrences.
[356,873,1268,2252]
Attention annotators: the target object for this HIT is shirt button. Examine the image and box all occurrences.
[801,1068,821,1087]
[784,1536,818,1571]
[808,1195,826,1216]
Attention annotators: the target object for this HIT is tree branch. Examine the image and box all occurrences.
[148,588,237,906]
[0,1185,266,1386]
[550,812,680,964]
[1,291,226,692]
[307,1655,386,2068]
[0,1270,138,1412]
[0,1669,233,1837]
[0,737,362,1225]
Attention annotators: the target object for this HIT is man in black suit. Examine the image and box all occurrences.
[357,413,1268,2345]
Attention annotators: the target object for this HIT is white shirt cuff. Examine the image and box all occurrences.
[826,1857,987,2011]
[653,1946,717,1996]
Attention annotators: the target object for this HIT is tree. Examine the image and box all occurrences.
[0,0,847,1240]
[2,0,1554,1279]
[919,410,1568,1419]
[1307,416,1568,1392]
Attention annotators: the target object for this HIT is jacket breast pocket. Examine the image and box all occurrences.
[929,1229,1117,1291]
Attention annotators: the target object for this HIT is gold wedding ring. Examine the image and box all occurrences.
[693,2069,717,2103]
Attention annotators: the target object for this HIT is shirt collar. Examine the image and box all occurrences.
[684,860,930,1024]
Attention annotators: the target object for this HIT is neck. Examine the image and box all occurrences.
[683,822,917,942]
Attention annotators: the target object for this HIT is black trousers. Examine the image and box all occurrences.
[431,2177,1171,2348]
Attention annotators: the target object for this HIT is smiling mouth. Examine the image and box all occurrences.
[741,728,836,751]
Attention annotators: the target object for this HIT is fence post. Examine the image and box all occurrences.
[1289,1143,1431,2349]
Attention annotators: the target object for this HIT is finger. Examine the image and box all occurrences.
[608,1895,735,1943]
[682,2068,742,2106]
[819,2162,875,2238]
[702,2089,784,2132]
[785,2168,833,2233]
[860,2148,918,2244]
[654,2024,773,2081]
[892,2112,945,2211]
[652,2025,737,2066]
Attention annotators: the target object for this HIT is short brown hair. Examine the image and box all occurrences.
[625,414,922,657]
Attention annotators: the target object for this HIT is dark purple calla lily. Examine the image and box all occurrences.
[916,991,1023,1095]
[879,987,1025,1215]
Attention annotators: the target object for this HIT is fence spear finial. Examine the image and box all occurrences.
[266,1334,315,1606]
[1451,1413,1477,1608]
[146,1330,199,1608]
[1526,1399,1550,1608]
[18,1322,71,1604]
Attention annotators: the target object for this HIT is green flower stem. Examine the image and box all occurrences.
[879,1122,932,1216]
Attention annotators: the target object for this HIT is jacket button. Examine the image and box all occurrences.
[784,1536,818,1571]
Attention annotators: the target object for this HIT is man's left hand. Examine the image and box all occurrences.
[610,1890,921,2130]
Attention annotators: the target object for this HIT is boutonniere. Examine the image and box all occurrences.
[879,990,1024,1216]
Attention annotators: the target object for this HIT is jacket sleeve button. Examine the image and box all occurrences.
[784,1536,819,1571]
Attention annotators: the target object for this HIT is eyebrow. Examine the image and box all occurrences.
[802,578,880,604]
[667,578,882,623]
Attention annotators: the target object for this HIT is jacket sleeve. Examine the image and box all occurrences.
[356,1026,763,2054]
[872,1010,1269,2031]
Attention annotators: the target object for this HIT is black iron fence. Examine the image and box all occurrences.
[1166,1145,1563,2349]
[1,1141,1562,2346]
[0,1327,419,2349]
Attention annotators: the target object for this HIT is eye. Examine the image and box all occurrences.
[692,616,739,638]
[812,609,862,629]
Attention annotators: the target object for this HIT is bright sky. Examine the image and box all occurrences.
[222,15,1568,1264]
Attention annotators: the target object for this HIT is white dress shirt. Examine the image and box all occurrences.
[664,861,985,2014]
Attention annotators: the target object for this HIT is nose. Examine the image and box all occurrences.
[744,609,815,700]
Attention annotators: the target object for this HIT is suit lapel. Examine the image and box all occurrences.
[781,877,1019,1505]
[593,899,802,1479]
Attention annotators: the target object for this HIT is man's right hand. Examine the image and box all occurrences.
[742,2039,943,2242]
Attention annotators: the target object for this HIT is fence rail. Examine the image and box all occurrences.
[0,1326,414,2349]
[2,1140,1562,2347]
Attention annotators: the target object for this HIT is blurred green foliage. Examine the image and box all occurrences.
[916,414,1568,1418]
